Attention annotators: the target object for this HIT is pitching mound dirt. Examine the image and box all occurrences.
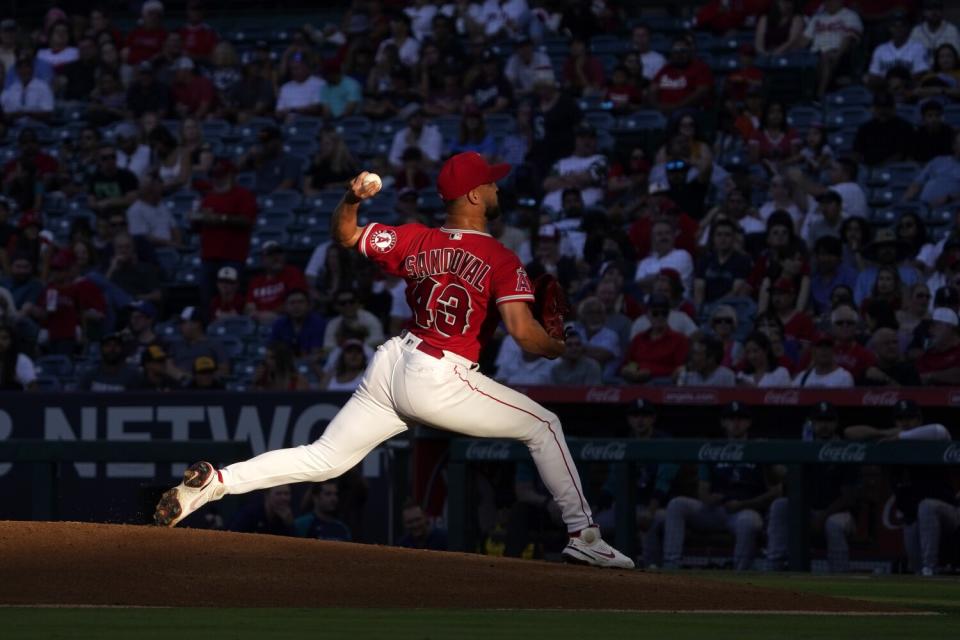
[0,521,890,611]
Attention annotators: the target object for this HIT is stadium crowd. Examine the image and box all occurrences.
[0,0,959,396]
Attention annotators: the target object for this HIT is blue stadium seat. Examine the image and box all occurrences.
[868,187,903,208]
[235,172,257,191]
[165,190,202,214]
[590,34,628,55]
[283,139,318,156]
[434,115,461,142]
[616,110,668,131]
[250,229,286,251]
[869,208,898,225]
[583,111,615,132]
[757,51,818,70]
[35,376,62,391]
[945,104,960,127]
[201,120,232,138]
[925,208,953,226]
[283,117,323,138]
[259,190,303,211]
[257,208,297,230]
[35,354,73,378]
[208,315,256,338]
[341,133,368,157]
[174,267,199,285]
[824,85,873,107]
[828,129,856,153]
[235,117,277,140]
[484,113,516,136]
[155,320,179,338]
[929,226,953,242]
[888,202,928,220]
[787,105,822,129]
[638,16,691,34]
[708,54,739,73]
[825,106,871,130]
[155,246,180,275]
[220,336,246,361]
[578,96,612,112]
[335,116,373,136]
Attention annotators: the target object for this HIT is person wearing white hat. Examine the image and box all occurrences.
[917,306,960,384]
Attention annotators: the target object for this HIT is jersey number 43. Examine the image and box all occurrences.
[411,276,473,337]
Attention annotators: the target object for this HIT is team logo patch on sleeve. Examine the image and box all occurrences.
[371,228,398,253]
[516,268,532,293]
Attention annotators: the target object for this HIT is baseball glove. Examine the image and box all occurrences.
[531,274,571,341]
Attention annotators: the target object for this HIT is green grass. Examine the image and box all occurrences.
[2,574,958,639]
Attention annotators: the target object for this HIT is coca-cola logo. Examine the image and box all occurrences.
[944,444,960,464]
[580,442,627,461]
[698,442,746,462]
[584,387,622,403]
[465,441,511,461]
[818,442,868,463]
[762,390,800,405]
[861,390,900,406]
[663,390,720,405]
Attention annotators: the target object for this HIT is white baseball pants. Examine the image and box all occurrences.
[663,496,763,571]
[219,334,594,532]
[902,498,960,574]
[765,497,854,572]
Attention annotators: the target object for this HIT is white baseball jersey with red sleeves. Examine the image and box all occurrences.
[357,222,535,362]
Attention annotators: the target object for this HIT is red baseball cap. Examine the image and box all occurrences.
[436,152,510,201]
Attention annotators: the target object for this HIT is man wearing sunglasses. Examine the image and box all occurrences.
[87,143,139,216]
[157,152,634,569]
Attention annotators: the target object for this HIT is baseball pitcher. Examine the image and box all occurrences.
[154,151,633,569]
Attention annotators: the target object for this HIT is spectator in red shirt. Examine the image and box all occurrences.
[813,304,877,382]
[22,249,106,355]
[123,0,168,66]
[605,65,643,113]
[769,277,817,344]
[724,44,765,105]
[563,36,605,97]
[171,56,215,119]
[193,159,258,305]
[245,241,309,325]
[696,0,770,35]
[649,37,715,114]
[917,307,960,385]
[621,294,690,384]
[2,128,59,187]
[179,0,219,62]
[209,266,245,320]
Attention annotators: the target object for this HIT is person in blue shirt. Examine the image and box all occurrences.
[294,480,352,541]
[663,401,782,570]
[853,228,920,306]
[397,499,448,551]
[270,288,326,358]
[810,235,858,315]
[903,130,960,207]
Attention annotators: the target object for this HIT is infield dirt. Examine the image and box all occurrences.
[0,521,894,611]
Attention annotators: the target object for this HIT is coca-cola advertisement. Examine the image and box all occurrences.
[944,444,960,464]
[762,390,800,405]
[464,441,513,461]
[579,442,627,461]
[860,391,901,406]
[817,442,868,463]
[584,387,623,403]
[697,442,746,462]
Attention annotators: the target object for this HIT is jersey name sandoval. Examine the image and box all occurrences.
[403,248,492,291]
[358,222,534,362]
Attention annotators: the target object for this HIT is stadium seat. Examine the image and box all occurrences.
[825,106,871,130]
[828,129,856,154]
[945,104,960,127]
[787,105,822,130]
[174,266,199,285]
[250,229,286,251]
[335,116,373,136]
[578,96,612,112]
[208,315,256,338]
[283,117,323,138]
[868,208,898,225]
[583,111,615,132]
[484,113,516,136]
[708,54,739,73]
[235,172,257,191]
[925,208,953,226]
[929,226,953,242]
[35,354,73,378]
[235,117,276,140]
[201,120,232,138]
[259,190,303,211]
[434,115,461,142]
[34,376,62,391]
[589,34,628,56]
[283,139,318,156]
[887,201,928,219]
[154,246,181,275]
[824,85,874,107]
[616,110,667,131]
[165,190,202,214]
[257,208,297,231]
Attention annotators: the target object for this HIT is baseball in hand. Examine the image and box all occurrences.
[361,172,382,195]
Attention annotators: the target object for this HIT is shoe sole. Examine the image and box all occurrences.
[562,546,635,570]
[153,462,214,527]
